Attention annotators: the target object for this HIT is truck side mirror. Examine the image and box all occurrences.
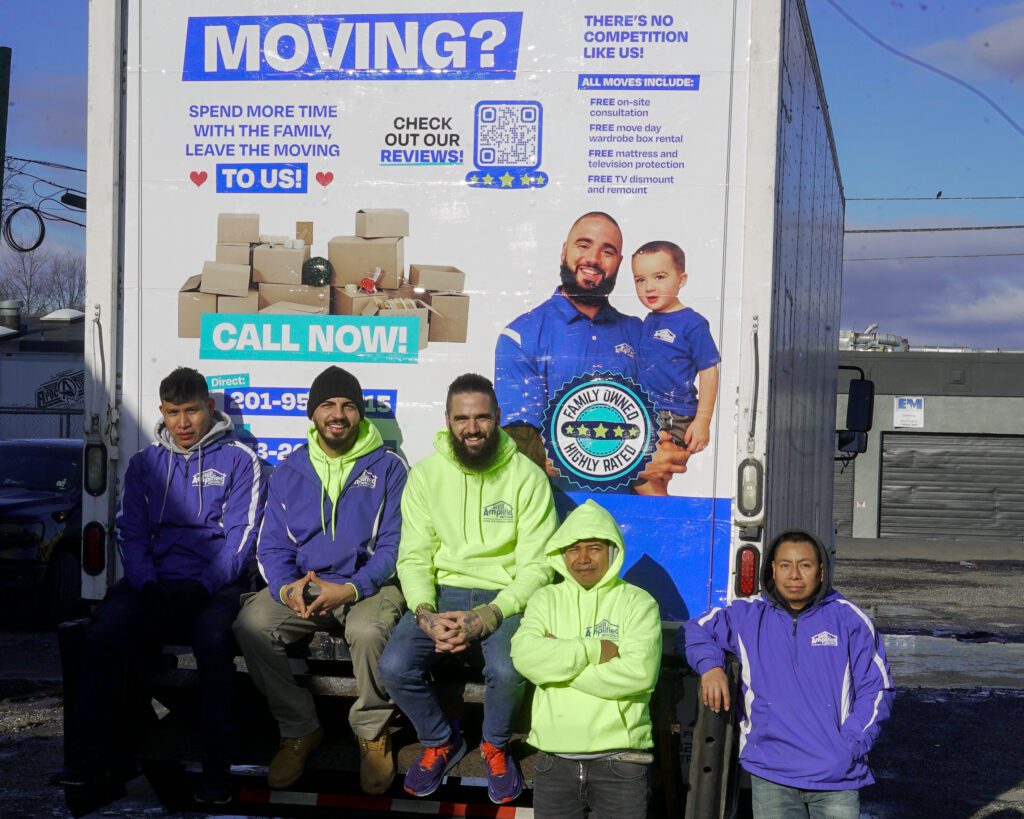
[837,430,867,454]
[845,379,874,433]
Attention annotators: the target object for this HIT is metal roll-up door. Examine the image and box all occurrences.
[880,432,1024,539]
[833,457,855,536]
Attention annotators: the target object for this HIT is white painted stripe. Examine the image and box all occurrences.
[737,635,755,755]
[390,798,442,814]
[268,790,318,805]
[255,514,269,583]
[501,327,522,346]
[840,660,852,724]
[698,606,722,626]
[367,498,385,555]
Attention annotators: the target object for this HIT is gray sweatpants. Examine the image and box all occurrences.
[233,585,404,740]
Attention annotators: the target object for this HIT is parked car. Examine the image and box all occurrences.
[0,439,83,623]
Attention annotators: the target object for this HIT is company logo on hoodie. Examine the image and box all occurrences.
[585,619,620,640]
[482,501,514,523]
[811,630,838,647]
[352,469,378,489]
[192,468,226,487]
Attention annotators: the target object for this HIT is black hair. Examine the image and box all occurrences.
[773,531,821,563]
[446,373,498,414]
[159,367,210,405]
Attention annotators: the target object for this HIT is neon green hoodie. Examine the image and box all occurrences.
[306,420,383,540]
[510,500,662,753]
[397,428,557,617]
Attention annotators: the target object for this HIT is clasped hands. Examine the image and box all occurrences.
[416,604,501,653]
[280,570,357,619]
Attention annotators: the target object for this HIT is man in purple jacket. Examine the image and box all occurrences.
[233,366,407,795]
[61,367,266,805]
[683,530,893,818]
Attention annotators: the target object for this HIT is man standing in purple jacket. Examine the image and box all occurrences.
[233,366,407,795]
[683,530,893,818]
[61,367,266,805]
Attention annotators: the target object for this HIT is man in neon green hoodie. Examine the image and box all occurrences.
[379,373,557,805]
[511,500,662,819]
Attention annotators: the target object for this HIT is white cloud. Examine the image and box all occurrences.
[914,12,1024,81]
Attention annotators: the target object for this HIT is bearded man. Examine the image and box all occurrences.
[378,373,557,805]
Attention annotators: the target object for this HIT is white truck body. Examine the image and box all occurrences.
[82,0,843,621]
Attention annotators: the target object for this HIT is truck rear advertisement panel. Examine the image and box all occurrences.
[127,1,744,617]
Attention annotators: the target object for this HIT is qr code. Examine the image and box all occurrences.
[474,101,543,170]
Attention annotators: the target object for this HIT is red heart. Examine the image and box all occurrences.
[189,171,207,187]
[316,171,334,187]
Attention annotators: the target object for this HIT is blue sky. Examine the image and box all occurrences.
[1,0,1022,347]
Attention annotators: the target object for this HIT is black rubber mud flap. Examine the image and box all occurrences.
[684,656,741,819]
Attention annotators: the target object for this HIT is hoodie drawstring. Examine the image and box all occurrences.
[196,444,204,518]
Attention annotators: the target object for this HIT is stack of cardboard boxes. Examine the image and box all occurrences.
[178,210,470,346]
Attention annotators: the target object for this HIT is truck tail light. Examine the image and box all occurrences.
[84,443,107,497]
[82,522,106,576]
[736,458,763,517]
[735,545,760,597]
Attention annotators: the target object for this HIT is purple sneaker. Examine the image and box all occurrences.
[403,729,467,797]
[480,741,523,804]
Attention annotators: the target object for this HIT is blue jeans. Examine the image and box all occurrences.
[378,586,524,748]
[532,752,650,819]
[750,774,860,819]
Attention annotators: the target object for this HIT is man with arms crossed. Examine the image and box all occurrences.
[379,373,557,804]
[683,530,894,818]
[511,500,662,818]
[62,367,265,805]
[234,366,407,794]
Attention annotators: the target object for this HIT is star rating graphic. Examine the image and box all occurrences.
[561,422,641,439]
[465,169,549,189]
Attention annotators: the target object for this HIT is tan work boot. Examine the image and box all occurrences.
[267,726,324,789]
[358,731,395,795]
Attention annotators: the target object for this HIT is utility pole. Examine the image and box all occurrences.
[0,47,10,218]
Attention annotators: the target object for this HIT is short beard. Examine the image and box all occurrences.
[449,425,501,470]
[559,262,617,307]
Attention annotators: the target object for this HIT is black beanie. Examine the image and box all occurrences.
[306,366,365,419]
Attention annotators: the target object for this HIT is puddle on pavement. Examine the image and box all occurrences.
[884,634,1024,688]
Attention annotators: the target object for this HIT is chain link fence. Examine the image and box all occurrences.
[0,407,84,440]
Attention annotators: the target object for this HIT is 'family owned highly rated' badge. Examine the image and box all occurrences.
[543,372,656,491]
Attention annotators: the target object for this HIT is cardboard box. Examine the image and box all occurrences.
[217,291,259,314]
[423,292,470,343]
[215,243,253,266]
[375,302,429,349]
[199,261,252,298]
[259,234,290,245]
[217,213,260,244]
[332,288,381,316]
[258,301,327,315]
[258,283,330,310]
[178,275,218,338]
[355,208,410,239]
[408,264,465,292]
[252,244,311,285]
[327,236,404,290]
[296,221,314,245]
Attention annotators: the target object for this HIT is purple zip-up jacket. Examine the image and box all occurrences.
[682,530,894,791]
[115,411,267,594]
[256,442,407,603]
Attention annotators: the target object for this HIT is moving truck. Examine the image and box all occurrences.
[69,0,869,814]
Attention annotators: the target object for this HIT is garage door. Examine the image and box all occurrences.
[833,457,855,536]
[880,432,1024,539]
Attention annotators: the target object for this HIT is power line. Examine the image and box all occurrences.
[844,252,1024,262]
[5,155,86,173]
[846,224,1024,234]
[847,195,1024,201]
[824,0,1024,139]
